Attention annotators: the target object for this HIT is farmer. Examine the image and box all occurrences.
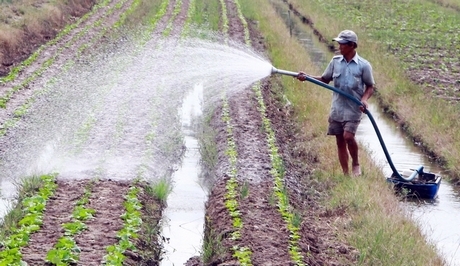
[297,29,375,176]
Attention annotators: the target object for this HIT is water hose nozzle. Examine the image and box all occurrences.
[271,67,299,77]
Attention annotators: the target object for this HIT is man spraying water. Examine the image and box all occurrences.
[296,30,375,176]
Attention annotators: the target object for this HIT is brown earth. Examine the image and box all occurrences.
[0,0,358,265]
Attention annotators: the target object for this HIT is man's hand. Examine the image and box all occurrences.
[297,71,307,81]
[360,100,369,112]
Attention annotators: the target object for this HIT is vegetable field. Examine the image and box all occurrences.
[1,0,456,265]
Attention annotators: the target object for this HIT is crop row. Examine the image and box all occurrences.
[213,1,254,264]
[103,186,142,265]
[235,0,306,264]
[221,99,253,265]
[254,87,305,265]
[163,0,184,36]
[45,180,96,265]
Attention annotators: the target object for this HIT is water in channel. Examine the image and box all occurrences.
[161,84,206,265]
[271,0,460,265]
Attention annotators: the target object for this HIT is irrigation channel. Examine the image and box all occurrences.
[161,84,206,265]
[272,0,460,265]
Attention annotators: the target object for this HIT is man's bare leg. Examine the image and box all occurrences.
[344,131,361,176]
[336,135,349,175]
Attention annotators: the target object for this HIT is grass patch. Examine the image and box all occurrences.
[0,175,43,239]
[147,178,172,203]
[202,219,225,263]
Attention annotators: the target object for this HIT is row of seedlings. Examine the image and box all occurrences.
[254,88,305,265]
[0,174,58,265]
[103,185,143,265]
[218,0,253,264]
[221,100,253,265]
[181,0,196,38]
[45,180,96,265]
[234,1,306,264]
[163,0,184,37]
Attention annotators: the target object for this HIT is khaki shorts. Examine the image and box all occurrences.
[327,117,361,135]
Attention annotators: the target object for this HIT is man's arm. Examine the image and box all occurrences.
[360,85,374,111]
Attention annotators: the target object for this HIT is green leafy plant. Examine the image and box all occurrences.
[72,206,96,221]
[62,221,87,236]
[45,237,80,266]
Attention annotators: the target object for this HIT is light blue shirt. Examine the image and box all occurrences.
[322,53,375,122]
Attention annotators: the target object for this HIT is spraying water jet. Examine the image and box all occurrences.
[271,67,441,199]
